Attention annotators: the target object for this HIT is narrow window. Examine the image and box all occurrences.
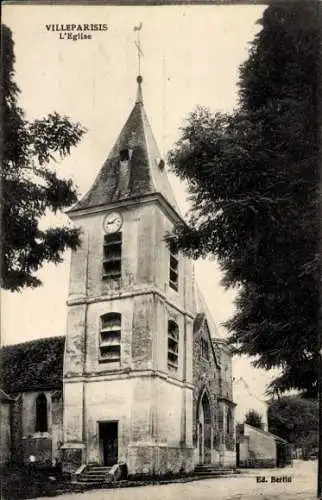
[35,393,48,432]
[168,320,179,370]
[103,233,122,279]
[201,338,209,360]
[226,408,232,434]
[169,242,179,291]
[99,313,121,362]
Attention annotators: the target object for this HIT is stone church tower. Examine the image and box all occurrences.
[61,75,236,475]
[62,75,196,474]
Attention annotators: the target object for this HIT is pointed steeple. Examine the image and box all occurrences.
[70,76,180,215]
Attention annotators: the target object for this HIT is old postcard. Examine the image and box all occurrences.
[1,2,318,499]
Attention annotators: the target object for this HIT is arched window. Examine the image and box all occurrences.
[99,312,121,362]
[168,320,179,370]
[35,393,48,432]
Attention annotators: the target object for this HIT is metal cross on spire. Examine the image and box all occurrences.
[133,22,143,76]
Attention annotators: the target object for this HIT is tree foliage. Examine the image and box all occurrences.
[268,396,318,454]
[168,2,320,396]
[1,25,86,291]
[245,409,263,429]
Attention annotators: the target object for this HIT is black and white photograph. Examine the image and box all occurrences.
[1,2,320,499]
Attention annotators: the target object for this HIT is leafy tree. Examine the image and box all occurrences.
[167,2,320,396]
[268,396,318,456]
[245,409,263,429]
[1,25,86,292]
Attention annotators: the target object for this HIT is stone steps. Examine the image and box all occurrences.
[76,464,237,485]
[76,466,112,484]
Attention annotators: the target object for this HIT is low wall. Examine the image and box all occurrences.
[220,450,236,467]
[239,457,276,468]
[22,436,52,466]
[62,447,84,475]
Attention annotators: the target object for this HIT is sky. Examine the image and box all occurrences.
[2,3,278,399]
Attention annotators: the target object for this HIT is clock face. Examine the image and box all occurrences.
[103,212,123,233]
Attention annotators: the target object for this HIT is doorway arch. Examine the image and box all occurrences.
[197,390,212,464]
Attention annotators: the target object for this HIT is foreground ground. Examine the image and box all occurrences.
[30,459,317,500]
[1,459,317,500]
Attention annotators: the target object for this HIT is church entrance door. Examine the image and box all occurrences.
[198,392,212,465]
[99,421,118,466]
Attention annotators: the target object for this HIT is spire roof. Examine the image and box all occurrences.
[70,76,180,214]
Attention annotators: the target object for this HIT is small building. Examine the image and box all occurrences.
[0,337,64,467]
[236,423,292,468]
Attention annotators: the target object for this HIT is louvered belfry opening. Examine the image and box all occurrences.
[169,240,179,291]
[103,232,122,279]
[99,312,121,362]
[167,320,179,370]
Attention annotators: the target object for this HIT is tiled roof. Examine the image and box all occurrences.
[70,78,180,214]
[0,336,65,393]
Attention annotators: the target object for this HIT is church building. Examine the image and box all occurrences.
[1,74,236,476]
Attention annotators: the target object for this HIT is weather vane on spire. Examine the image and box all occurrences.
[133,22,143,77]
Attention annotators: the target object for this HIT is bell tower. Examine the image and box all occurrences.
[61,73,196,475]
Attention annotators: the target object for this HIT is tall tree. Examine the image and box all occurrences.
[1,25,86,292]
[168,2,320,396]
[268,396,318,457]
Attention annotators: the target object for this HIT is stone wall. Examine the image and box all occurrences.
[11,395,23,464]
[64,200,195,474]
[238,436,249,465]
[238,424,277,468]
[193,316,221,463]
[67,374,194,475]
[128,445,194,476]
[217,342,234,401]
[219,450,236,468]
[52,391,64,464]
[192,319,221,460]
[67,203,193,308]
[192,322,236,467]
[10,390,63,467]
[64,192,235,475]
[66,202,195,376]
[22,437,52,466]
